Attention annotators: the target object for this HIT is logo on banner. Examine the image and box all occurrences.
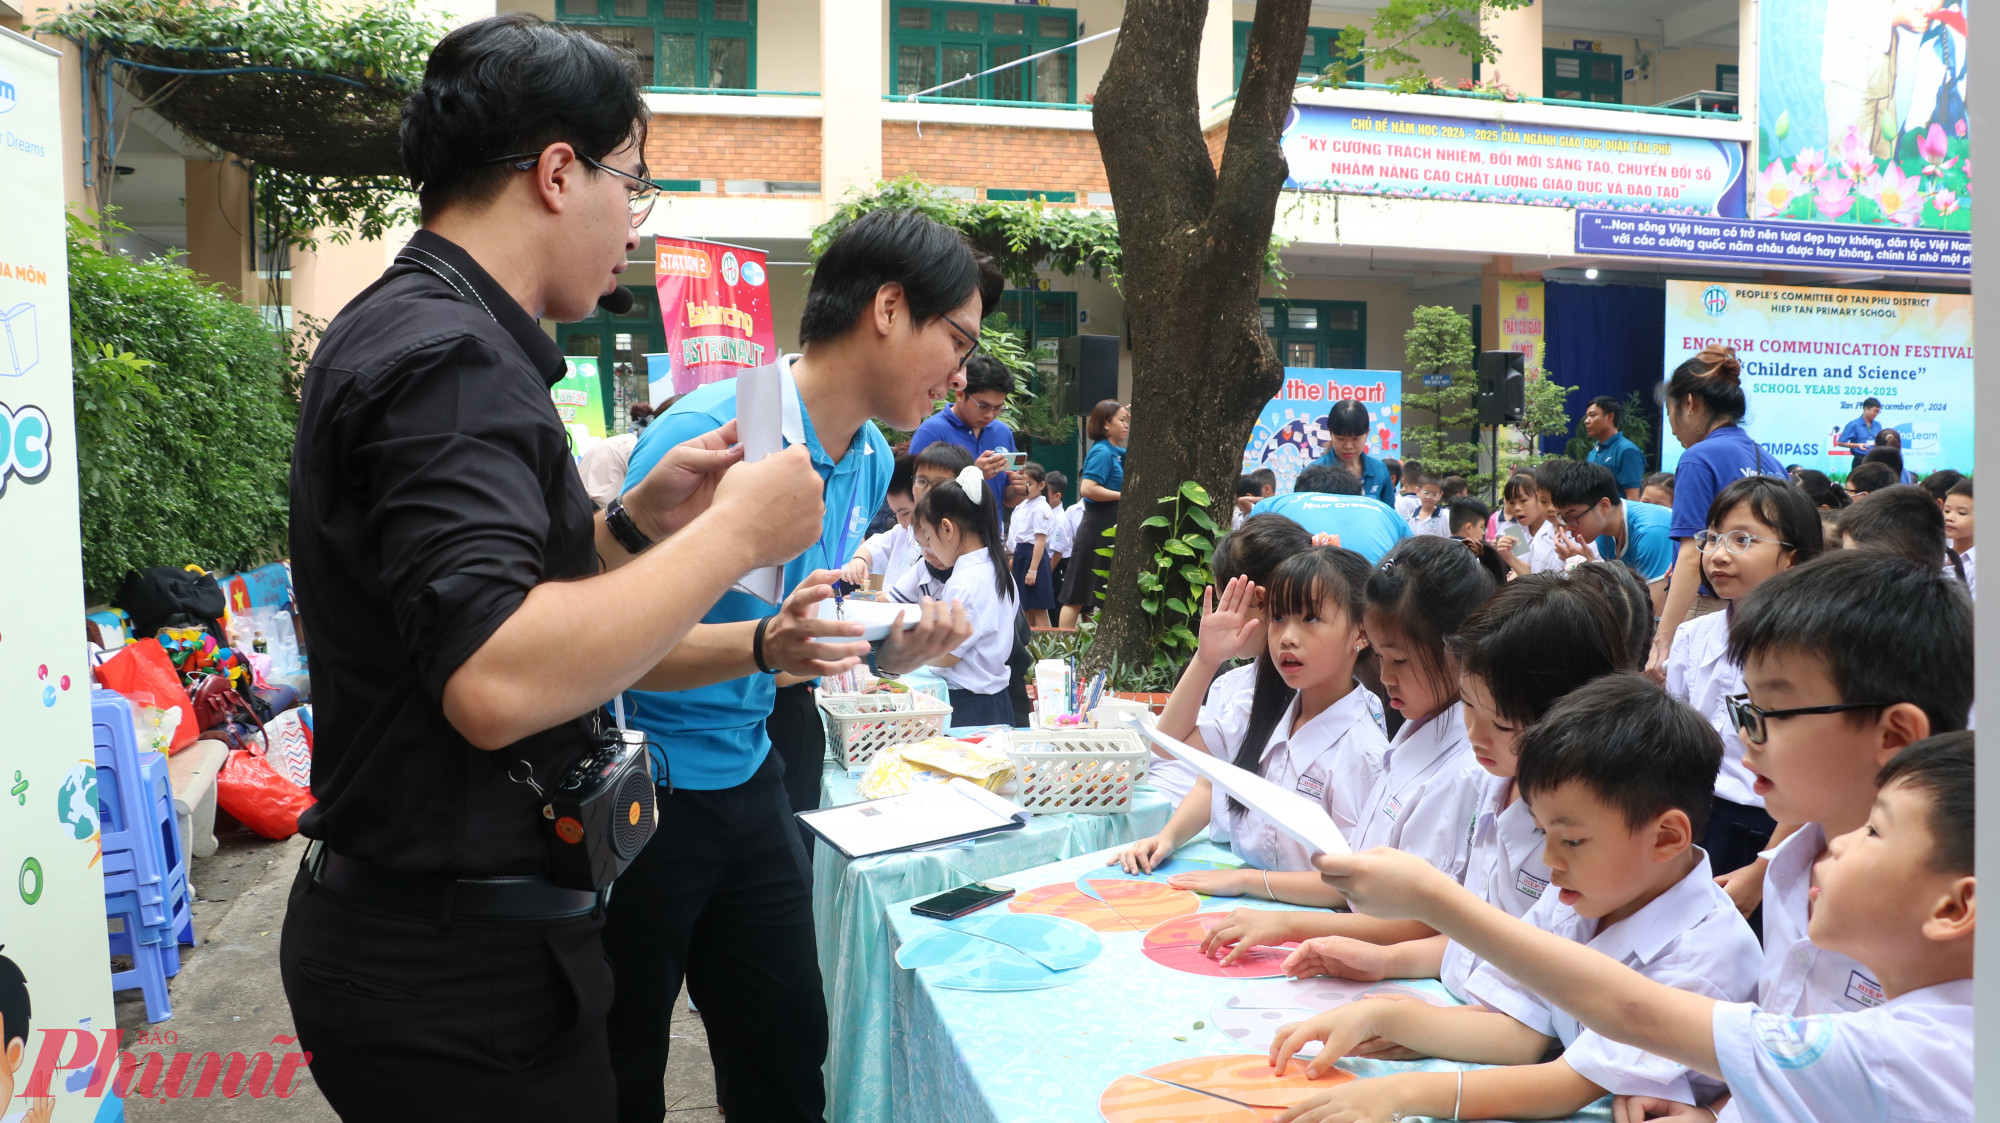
[657,245,712,278]
[1702,286,1729,316]
[720,251,740,286]
[0,61,17,114]
[741,259,766,287]
[0,400,53,497]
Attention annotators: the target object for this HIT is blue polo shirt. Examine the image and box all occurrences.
[618,372,892,790]
[1589,433,1646,494]
[1082,440,1125,507]
[1598,499,1677,583]
[909,406,1015,507]
[1668,424,1781,540]
[1309,450,1397,506]
[1249,492,1409,562]
[1837,415,1882,454]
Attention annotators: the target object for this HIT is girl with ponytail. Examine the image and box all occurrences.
[891,465,1019,727]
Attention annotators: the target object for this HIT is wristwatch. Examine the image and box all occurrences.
[605,496,655,554]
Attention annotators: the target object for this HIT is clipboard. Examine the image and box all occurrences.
[797,778,1030,860]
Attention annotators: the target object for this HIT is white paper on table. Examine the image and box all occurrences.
[796,778,1029,859]
[728,363,785,603]
[1118,716,1352,858]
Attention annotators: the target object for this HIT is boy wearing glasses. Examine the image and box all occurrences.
[1722,551,1971,1031]
[1536,459,1676,611]
[909,353,1018,508]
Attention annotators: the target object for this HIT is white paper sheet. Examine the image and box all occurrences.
[1119,716,1352,858]
[797,778,1028,859]
[729,363,785,603]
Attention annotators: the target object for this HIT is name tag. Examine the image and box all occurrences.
[1515,868,1550,899]
[1844,969,1886,1008]
[1295,774,1325,800]
[1382,795,1404,822]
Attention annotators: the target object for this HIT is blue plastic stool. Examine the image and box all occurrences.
[105,888,173,1023]
[93,691,194,1013]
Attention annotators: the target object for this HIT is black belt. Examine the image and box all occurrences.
[305,841,601,923]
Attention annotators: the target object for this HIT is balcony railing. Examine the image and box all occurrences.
[1217,80,1741,121]
[885,94,1090,111]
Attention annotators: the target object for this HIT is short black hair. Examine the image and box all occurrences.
[1236,473,1263,498]
[401,15,648,220]
[1440,476,1468,501]
[1212,513,1312,587]
[1876,732,1974,876]
[1401,459,1426,483]
[1536,458,1621,510]
[1045,469,1067,496]
[1365,535,1498,704]
[1861,396,1883,409]
[1383,458,1403,483]
[1846,461,1899,494]
[1447,496,1489,536]
[1841,484,1948,568]
[1325,400,1371,438]
[1705,476,1824,566]
[1920,470,1964,502]
[800,209,982,344]
[960,354,1014,398]
[1947,477,1973,500]
[1874,428,1903,448]
[1448,573,1629,727]
[1642,471,1675,495]
[1589,395,1623,426]
[0,950,26,1051]
[886,453,916,498]
[1517,674,1721,836]
[1728,551,1973,734]
[914,442,973,474]
[1295,463,1363,496]
[1251,468,1276,490]
[1794,468,1849,510]
[1561,561,1655,669]
[1862,447,1906,477]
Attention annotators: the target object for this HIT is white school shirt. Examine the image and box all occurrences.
[1662,609,1760,808]
[1047,502,1076,558]
[1406,508,1448,537]
[1712,979,1971,1123]
[1438,773,1550,1000]
[1348,703,1484,883]
[860,522,922,584]
[1465,851,1760,1105]
[1205,686,1388,869]
[1005,494,1055,553]
[1395,492,1422,519]
[888,550,1016,695]
[1758,822,1885,1015]
[1523,519,1561,573]
[1951,544,1975,598]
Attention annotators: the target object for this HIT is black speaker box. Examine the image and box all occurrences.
[1476,350,1526,425]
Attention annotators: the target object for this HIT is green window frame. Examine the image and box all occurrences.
[1232,23,1363,87]
[890,1,1077,104]
[1716,64,1739,94]
[998,288,1080,477]
[1542,48,1623,104]
[1259,299,1367,370]
[554,286,662,433]
[557,0,757,90]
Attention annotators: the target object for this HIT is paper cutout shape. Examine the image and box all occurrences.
[1009,879,1202,933]
[1074,858,1239,900]
[1211,978,1456,1055]
[896,912,1101,990]
[1141,912,1301,979]
[1098,1055,1353,1122]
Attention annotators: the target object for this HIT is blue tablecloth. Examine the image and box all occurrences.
[883,844,1615,1123]
[816,762,1174,1123]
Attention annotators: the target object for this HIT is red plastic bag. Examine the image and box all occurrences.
[93,638,199,753]
[217,743,315,839]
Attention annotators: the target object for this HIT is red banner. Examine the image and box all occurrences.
[652,238,777,404]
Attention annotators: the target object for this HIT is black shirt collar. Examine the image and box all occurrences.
[400,229,568,386]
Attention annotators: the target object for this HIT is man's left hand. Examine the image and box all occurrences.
[974,450,1009,480]
[622,419,747,540]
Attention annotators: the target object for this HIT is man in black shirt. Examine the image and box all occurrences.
[279,17,967,1118]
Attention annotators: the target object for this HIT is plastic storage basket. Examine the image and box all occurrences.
[818,691,954,769]
[1001,728,1150,815]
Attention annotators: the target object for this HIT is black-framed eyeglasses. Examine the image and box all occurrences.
[942,314,982,367]
[1725,693,1890,745]
[486,150,660,227]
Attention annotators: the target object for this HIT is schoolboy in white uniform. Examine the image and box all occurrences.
[1662,610,1759,818]
[1437,771,1547,998]
[859,522,922,588]
[1348,703,1483,883]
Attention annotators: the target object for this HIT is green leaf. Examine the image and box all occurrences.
[1187,507,1219,534]
[1093,568,1109,579]
[1184,533,1214,552]
[1095,546,1115,557]
[1157,494,1180,505]
[1170,624,1199,646]
[1166,597,1190,616]
[1162,538,1195,557]
[1137,572,1162,592]
[1179,480,1211,505]
[1140,515,1172,529]
[1181,565,1210,588]
[1141,597,1159,614]
[1101,524,1116,538]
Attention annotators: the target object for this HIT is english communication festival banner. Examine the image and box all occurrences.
[1242,369,1402,493]
[0,27,122,1123]
[651,238,776,406]
[1661,280,1973,478]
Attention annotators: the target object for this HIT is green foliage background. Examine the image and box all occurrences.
[68,214,297,599]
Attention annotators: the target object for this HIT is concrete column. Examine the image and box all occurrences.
[184,158,253,299]
[1480,2,1542,98]
[1194,0,1234,115]
[820,0,882,213]
[1737,0,1758,209]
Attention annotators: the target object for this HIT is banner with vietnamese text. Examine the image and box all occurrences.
[653,237,776,405]
[1243,369,1403,493]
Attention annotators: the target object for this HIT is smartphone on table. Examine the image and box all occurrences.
[911,882,1014,920]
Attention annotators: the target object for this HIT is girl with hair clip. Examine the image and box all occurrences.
[1255,574,1631,996]
[1665,475,1824,926]
[889,465,1020,727]
[1116,546,1388,908]
[1493,472,1565,577]
[1004,462,1057,627]
[1650,344,1782,679]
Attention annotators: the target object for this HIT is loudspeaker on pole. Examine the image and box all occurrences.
[1476,350,1526,425]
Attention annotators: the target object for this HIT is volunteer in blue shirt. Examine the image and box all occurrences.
[1837,396,1884,459]
[1058,399,1128,627]
[1250,462,1409,562]
[908,353,1019,507]
[1309,399,1398,505]
[607,209,978,1122]
[1583,395,1646,500]
[1649,345,1781,676]
[1538,458,1677,601]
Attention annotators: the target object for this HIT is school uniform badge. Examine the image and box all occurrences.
[1751,1011,1835,1069]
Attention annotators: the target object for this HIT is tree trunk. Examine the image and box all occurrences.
[1087,0,1310,674]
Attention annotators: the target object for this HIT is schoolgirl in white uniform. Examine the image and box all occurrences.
[1005,463,1057,627]
[1117,545,1387,908]
[889,465,1018,728]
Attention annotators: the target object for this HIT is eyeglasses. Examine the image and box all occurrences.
[1695,529,1793,555]
[487,150,660,228]
[942,314,982,368]
[1555,507,1593,529]
[961,394,1006,415]
[1725,693,1890,745]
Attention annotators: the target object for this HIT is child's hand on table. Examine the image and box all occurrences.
[1282,934,1392,981]
[1200,907,1302,963]
[1270,998,1401,1077]
[1165,867,1254,896]
[840,556,871,587]
[1614,1094,1722,1123]
[1117,836,1175,874]
[1274,1075,1412,1123]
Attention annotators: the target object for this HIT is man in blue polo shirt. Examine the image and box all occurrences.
[909,353,1018,507]
[604,209,980,1122]
[1536,459,1676,611]
[1250,463,1409,562]
[1583,395,1645,500]
[1837,397,1884,459]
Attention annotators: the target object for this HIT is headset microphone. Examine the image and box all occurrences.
[598,287,635,315]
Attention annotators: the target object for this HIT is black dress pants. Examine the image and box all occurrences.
[768,680,828,849]
[279,863,615,1120]
[603,751,828,1122]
